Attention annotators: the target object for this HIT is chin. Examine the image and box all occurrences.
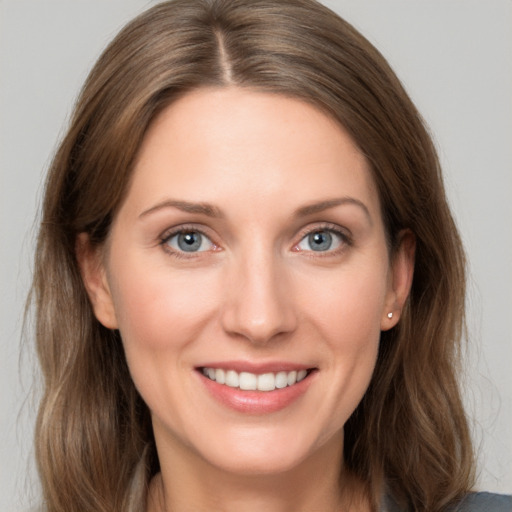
[188,423,342,478]
[203,449,310,477]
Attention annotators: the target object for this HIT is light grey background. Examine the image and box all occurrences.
[1,1,510,510]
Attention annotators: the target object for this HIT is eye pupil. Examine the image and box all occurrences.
[308,231,332,251]
[178,232,202,251]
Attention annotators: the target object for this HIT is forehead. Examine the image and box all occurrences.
[124,87,380,219]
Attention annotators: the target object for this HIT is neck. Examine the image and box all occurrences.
[147,435,370,512]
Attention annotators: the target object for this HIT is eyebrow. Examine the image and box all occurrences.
[294,197,372,222]
[139,196,371,222]
[139,199,223,219]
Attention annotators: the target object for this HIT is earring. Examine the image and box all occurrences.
[387,312,393,319]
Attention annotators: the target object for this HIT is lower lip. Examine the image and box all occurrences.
[199,371,315,414]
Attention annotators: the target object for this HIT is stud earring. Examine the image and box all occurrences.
[387,312,393,319]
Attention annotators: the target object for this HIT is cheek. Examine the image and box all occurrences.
[107,262,223,421]
[320,275,382,380]
[300,265,386,416]
[109,261,221,353]
[303,262,389,336]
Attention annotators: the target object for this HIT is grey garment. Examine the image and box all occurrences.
[383,492,512,512]
[454,493,512,511]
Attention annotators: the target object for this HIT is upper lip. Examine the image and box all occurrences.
[196,360,315,374]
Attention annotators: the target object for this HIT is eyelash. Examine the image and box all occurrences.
[293,223,353,256]
[159,222,352,259]
[159,225,217,259]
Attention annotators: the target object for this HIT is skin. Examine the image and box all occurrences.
[79,87,414,512]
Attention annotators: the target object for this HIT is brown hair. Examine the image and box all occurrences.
[32,0,474,510]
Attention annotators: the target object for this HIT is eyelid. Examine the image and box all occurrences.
[157,222,351,257]
[292,222,353,253]
[159,224,220,256]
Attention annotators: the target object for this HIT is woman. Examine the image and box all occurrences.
[31,1,511,511]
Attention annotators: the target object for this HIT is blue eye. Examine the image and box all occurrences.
[297,229,343,252]
[165,231,214,253]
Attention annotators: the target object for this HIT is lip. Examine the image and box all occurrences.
[196,360,317,414]
[197,360,312,374]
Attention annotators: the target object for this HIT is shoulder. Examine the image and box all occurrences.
[452,492,512,511]
[382,492,512,512]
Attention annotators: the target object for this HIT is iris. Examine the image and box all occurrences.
[308,231,333,251]
[177,232,203,252]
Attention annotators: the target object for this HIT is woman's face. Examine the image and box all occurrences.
[82,87,413,476]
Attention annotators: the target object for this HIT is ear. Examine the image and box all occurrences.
[381,229,415,331]
[76,233,118,329]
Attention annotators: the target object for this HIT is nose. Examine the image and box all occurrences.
[220,249,298,345]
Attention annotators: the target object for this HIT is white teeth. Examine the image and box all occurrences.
[297,369,307,382]
[225,370,239,388]
[202,367,310,391]
[239,372,257,390]
[275,371,288,389]
[257,373,276,391]
[287,370,297,386]
[215,368,225,384]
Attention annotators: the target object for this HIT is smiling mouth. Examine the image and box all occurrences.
[199,367,314,392]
